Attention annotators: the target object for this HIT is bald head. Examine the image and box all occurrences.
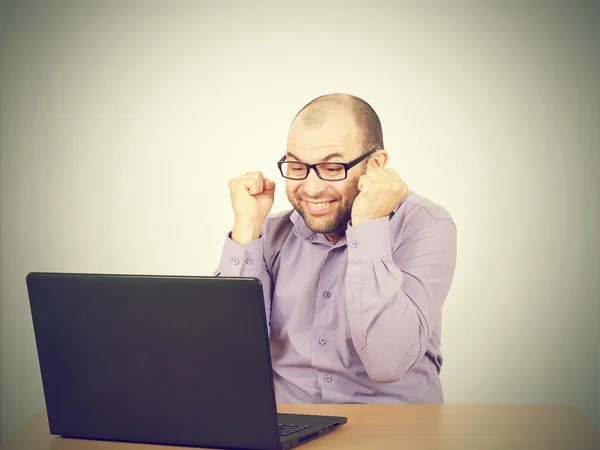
[292,93,384,153]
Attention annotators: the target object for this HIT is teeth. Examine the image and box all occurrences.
[307,202,329,210]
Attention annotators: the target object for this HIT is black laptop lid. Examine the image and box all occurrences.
[26,272,282,450]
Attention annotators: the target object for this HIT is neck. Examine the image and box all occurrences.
[324,227,346,244]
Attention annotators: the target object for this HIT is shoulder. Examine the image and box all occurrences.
[265,209,295,222]
[264,209,295,230]
[261,209,296,266]
[400,191,454,222]
[262,209,296,242]
[392,191,456,242]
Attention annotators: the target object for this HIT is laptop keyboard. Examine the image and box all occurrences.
[278,423,310,436]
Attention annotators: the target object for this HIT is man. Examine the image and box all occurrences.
[215,93,457,404]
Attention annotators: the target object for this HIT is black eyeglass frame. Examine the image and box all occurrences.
[277,148,378,181]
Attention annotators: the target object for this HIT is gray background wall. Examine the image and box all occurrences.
[1,0,599,441]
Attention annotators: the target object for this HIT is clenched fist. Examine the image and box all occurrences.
[351,166,408,226]
[228,171,275,244]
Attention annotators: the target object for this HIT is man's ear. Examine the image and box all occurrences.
[370,150,389,168]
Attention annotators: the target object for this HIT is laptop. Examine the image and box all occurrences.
[26,272,347,450]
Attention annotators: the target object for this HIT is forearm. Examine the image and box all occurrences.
[346,259,425,383]
[231,219,263,245]
[345,217,456,383]
[346,219,424,382]
[215,232,273,336]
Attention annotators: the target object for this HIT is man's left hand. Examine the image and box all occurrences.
[351,167,409,226]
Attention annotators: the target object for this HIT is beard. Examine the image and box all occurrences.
[287,184,361,234]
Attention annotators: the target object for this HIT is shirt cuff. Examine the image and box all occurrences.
[346,217,393,261]
[217,232,265,276]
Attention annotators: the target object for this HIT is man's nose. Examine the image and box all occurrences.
[302,168,329,196]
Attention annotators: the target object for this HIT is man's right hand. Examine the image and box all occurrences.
[228,171,275,244]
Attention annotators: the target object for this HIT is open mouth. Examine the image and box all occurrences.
[304,200,336,214]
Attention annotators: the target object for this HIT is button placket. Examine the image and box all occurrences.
[312,248,340,398]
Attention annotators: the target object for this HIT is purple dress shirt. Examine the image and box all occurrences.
[216,191,457,404]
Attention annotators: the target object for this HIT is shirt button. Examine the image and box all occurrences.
[349,241,357,248]
[232,258,240,265]
[323,291,331,298]
[324,375,332,382]
[319,337,327,345]
[245,257,253,265]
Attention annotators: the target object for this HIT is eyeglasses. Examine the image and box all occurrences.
[277,149,378,181]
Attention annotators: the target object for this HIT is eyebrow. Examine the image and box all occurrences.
[286,151,345,162]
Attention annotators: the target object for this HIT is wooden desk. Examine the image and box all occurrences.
[1,404,598,450]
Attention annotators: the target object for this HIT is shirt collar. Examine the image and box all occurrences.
[290,210,316,240]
